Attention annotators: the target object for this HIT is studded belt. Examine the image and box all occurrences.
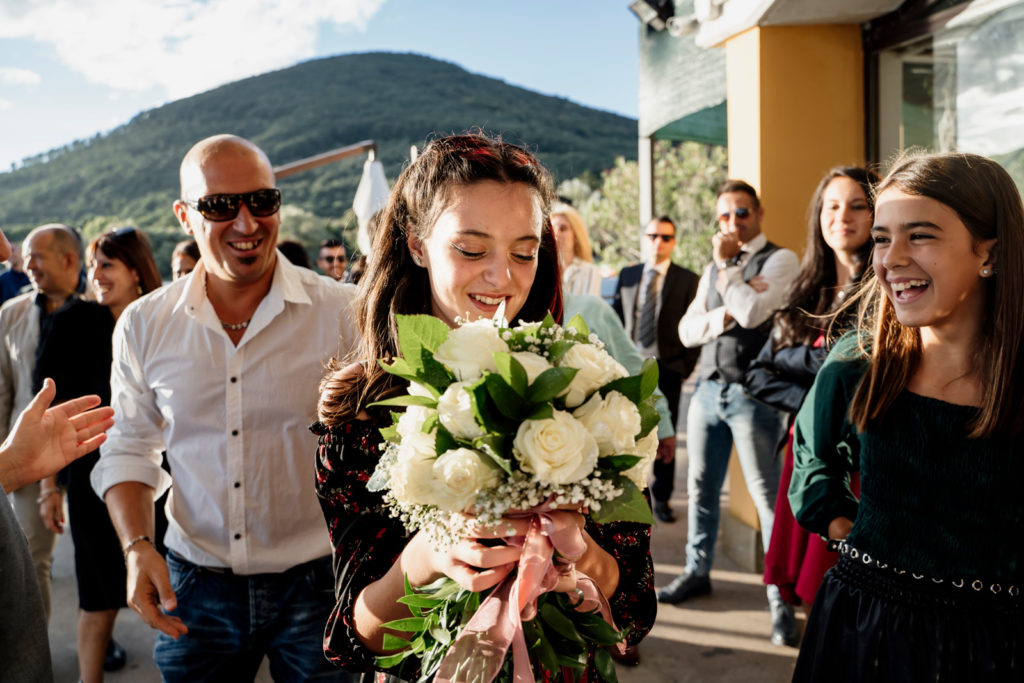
[827,539,1021,599]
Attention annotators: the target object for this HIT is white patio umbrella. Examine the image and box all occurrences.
[352,150,389,255]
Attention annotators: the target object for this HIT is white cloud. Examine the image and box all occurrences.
[0,98,12,109]
[0,0,387,100]
[0,67,41,85]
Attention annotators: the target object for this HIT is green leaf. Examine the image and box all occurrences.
[381,633,411,651]
[484,374,524,418]
[590,477,655,525]
[599,454,642,472]
[397,594,443,609]
[539,602,584,644]
[639,357,659,399]
[565,313,590,338]
[434,426,456,457]
[600,375,643,403]
[378,357,421,385]
[374,652,409,668]
[428,624,452,646]
[380,617,427,632]
[466,376,514,433]
[368,394,437,409]
[527,403,554,420]
[637,398,660,439]
[594,647,618,682]
[421,412,439,434]
[576,612,624,644]
[379,422,399,443]
[546,340,576,364]
[472,434,512,475]
[530,619,561,675]
[528,367,577,403]
[539,312,556,329]
[493,352,528,397]
[396,314,450,370]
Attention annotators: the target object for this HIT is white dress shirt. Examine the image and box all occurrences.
[679,233,800,349]
[91,258,359,574]
[561,258,602,297]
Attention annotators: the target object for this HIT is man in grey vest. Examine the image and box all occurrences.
[657,180,801,647]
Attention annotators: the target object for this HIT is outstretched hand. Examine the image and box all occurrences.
[0,378,114,492]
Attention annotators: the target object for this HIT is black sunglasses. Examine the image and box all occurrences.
[321,255,347,264]
[718,207,751,221]
[184,188,282,221]
[645,233,674,242]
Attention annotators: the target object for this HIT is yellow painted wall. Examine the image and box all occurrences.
[723,24,864,533]
[726,24,865,254]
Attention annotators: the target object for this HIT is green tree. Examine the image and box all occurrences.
[561,141,727,274]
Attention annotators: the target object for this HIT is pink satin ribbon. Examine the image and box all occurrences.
[434,509,622,683]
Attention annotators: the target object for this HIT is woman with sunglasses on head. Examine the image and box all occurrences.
[790,153,1024,680]
[312,133,656,680]
[744,167,877,629]
[36,226,162,682]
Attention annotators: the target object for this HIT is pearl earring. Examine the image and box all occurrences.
[412,254,422,267]
[981,267,992,277]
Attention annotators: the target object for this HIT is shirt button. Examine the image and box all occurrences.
[233,481,241,488]
[234,533,241,540]
[231,429,239,436]
[230,377,237,383]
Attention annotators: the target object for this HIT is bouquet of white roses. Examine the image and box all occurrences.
[367,311,659,683]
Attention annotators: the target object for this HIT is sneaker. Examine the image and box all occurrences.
[656,571,711,604]
[769,601,799,647]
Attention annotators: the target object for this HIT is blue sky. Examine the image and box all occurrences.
[0,0,641,171]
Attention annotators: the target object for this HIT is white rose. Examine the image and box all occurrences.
[408,381,435,398]
[624,431,659,490]
[513,409,598,485]
[556,343,628,408]
[390,431,439,505]
[396,405,434,440]
[509,351,553,385]
[431,448,501,512]
[572,391,641,456]
[437,382,485,440]
[435,319,509,381]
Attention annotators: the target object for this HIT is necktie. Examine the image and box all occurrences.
[636,269,658,348]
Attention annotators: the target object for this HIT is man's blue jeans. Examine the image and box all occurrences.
[684,378,784,580]
[155,551,354,682]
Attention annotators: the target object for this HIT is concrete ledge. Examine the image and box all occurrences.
[721,511,764,573]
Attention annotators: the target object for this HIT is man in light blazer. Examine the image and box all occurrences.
[613,216,700,523]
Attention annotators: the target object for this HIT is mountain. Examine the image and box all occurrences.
[0,52,638,272]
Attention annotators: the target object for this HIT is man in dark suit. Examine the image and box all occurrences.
[613,216,699,523]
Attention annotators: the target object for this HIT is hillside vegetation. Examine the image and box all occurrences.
[1,52,637,273]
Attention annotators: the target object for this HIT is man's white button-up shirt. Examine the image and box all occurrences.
[92,257,359,574]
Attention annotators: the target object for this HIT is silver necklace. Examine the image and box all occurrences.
[221,319,251,331]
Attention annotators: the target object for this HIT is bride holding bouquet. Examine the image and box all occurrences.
[313,133,656,682]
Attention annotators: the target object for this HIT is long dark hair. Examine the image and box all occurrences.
[318,133,561,425]
[87,226,163,294]
[849,152,1024,438]
[773,167,877,350]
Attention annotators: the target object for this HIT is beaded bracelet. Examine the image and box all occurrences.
[123,535,153,560]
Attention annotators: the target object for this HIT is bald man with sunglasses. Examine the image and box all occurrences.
[92,135,359,681]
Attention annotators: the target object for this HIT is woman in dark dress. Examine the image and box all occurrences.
[790,153,1024,680]
[745,166,876,617]
[313,133,656,681]
[37,226,162,683]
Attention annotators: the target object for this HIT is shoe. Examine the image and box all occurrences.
[656,571,711,604]
[653,500,675,523]
[769,601,799,647]
[610,644,640,666]
[103,639,126,672]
